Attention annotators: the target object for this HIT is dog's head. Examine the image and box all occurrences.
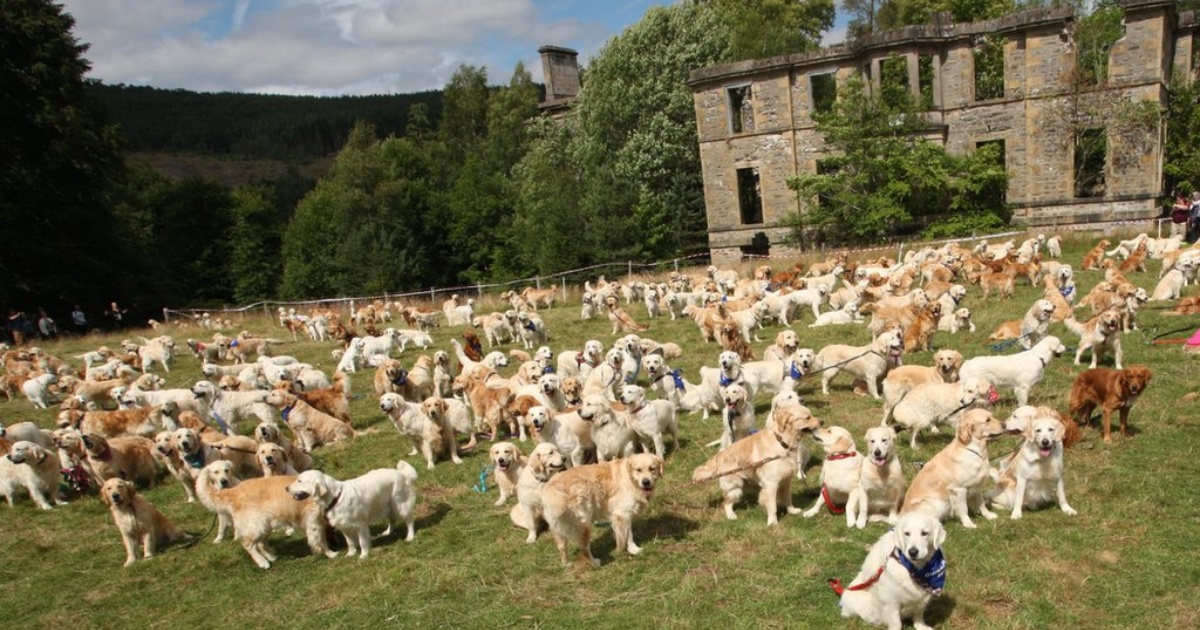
[792,348,816,373]
[527,442,566,482]
[619,384,647,407]
[893,511,946,566]
[538,373,561,397]
[875,330,904,358]
[1121,366,1153,397]
[422,397,449,421]
[286,470,333,502]
[810,426,856,456]
[433,350,450,368]
[774,405,820,441]
[6,440,46,465]
[864,426,897,467]
[561,377,582,405]
[720,384,748,409]
[934,349,963,379]
[956,409,1006,445]
[770,389,802,412]
[1002,405,1039,436]
[718,350,741,372]
[534,346,554,365]
[1099,310,1121,334]
[1033,299,1055,320]
[604,348,623,369]
[256,442,289,474]
[378,392,404,415]
[171,427,200,456]
[100,477,137,510]
[201,459,238,490]
[527,406,552,431]
[577,394,611,423]
[265,388,294,409]
[583,340,604,362]
[624,453,664,499]
[191,380,218,404]
[1028,414,1066,457]
[53,427,84,452]
[489,442,522,472]
[154,430,175,457]
[254,421,282,445]
[641,353,664,376]
[959,377,993,407]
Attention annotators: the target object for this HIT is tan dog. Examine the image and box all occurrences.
[152,430,198,503]
[253,421,312,471]
[815,330,904,399]
[5,441,68,509]
[890,376,993,449]
[859,426,905,527]
[194,462,330,569]
[1065,309,1123,369]
[604,296,649,335]
[77,402,176,439]
[452,369,516,442]
[879,350,963,423]
[763,329,799,363]
[987,407,1077,519]
[489,442,525,506]
[256,442,299,477]
[692,405,820,525]
[509,442,568,543]
[989,299,1054,348]
[265,390,354,452]
[1081,239,1110,270]
[101,477,188,566]
[82,433,160,487]
[542,453,664,567]
[172,427,260,478]
[802,426,864,527]
[901,409,1006,528]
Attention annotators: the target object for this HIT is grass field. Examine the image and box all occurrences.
[2,233,1200,629]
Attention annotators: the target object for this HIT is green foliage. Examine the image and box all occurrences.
[88,83,443,161]
[1074,0,1124,87]
[876,0,1018,32]
[786,77,1009,245]
[229,186,283,304]
[1164,78,1200,199]
[711,0,834,59]
[973,34,1005,100]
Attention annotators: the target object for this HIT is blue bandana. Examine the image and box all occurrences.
[670,369,685,391]
[229,339,239,348]
[183,451,205,469]
[892,548,946,596]
[542,366,556,374]
[789,362,804,380]
[280,404,294,422]
[392,369,408,386]
[719,373,735,387]
[524,321,537,332]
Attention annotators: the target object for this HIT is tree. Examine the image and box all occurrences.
[229,186,282,303]
[873,0,1020,33]
[712,0,835,60]
[786,77,1009,245]
[0,0,130,309]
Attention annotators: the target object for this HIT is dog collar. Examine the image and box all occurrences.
[576,354,598,368]
[891,548,946,596]
[183,450,205,469]
[826,451,857,461]
[392,370,409,386]
[280,404,295,422]
[789,362,804,380]
[719,370,740,387]
[324,491,342,515]
[772,430,790,450]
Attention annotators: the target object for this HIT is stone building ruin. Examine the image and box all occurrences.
[688,0,1197,265]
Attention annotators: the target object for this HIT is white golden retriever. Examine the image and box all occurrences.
[986,406,1077,519]
[617,384,678,457]
[958,335,1066,406]
[286,462,418,558]
[509,442,568,543]
[835,510,947,630]
[889,376,993,450]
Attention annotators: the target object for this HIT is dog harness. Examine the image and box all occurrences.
[828,547,946,598]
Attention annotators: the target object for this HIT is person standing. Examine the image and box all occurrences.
[7,309,29,345]
[1189,192,1200,243]
[36,308,57,340]
[71,304,88,336]
[106,301,126,331]
[1171,193,1190,237]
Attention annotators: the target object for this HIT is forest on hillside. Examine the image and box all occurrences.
[88,83,445,161]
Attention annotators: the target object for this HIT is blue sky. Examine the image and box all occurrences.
[61,0,847,96]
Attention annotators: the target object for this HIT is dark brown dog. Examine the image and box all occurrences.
[1068,366,1152,443]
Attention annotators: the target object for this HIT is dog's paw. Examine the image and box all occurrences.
[1062,505,1078,516]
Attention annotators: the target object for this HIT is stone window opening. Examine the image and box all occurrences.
[975,139,1007,202]
[973,35,1004,101]
[810,72,837,115]
[737,167,764,225]
[918,54,935,110]
[727,85,754,134]
[1075,128,1107,198]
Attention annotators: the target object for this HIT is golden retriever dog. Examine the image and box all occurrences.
[879,349,963,423]
[715,383,755,450]
[422,396,476,454]
[286,462,419,558]
[77,402,176,438]
[988,299,1055,349]
[256,442,298,477]
[815,330,904,399]
[542,453,664,567]
[100,477,187,566]
[172,427,260,478]
[834,510,947,630]
[901,409,1006,528]
[802,426,864,527]
[891,376,993,450]
[986,407,1077,519]
[1118,241,1148,273]
[604,296,649,335]
[509,442,568,543]
[378,393,462,469]
[617,384,678,457]
[1081,239,1110,270]
[979,269,1015,298]
[153,430,197,502]
[253,421,313,472]
[691,404,820,525]
[451,369,515,442]
[764,331,799,365]
[1064,309,1123,369]
[5,441,67,509]
[489,442,525,506]
[194,462,330,568]
[683,302,727,343]
[285,371,351,424]
[859,426,905,527]
[959,335,1065,407]
[901,303,941,353]
[1068,366,1152,443]
[82,433,160,487]
[264,390,354,452]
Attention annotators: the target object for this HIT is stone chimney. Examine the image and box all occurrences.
[539,45,580,104]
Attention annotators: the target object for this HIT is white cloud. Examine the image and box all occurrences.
[59,0,589,95]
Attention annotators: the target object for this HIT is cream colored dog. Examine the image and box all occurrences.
[890,376,993,449]
[879,349,963,423]
[509,442,568,543]
[802,427,864,528]
[617,384,678,457]
[542,453,664,566]
[692,405,820,524]
[959,335,1065,406]
[815,330,904,399]
[836,510,947,630]
[266,389,354,452]
[6,441,67,509]
[1065,309,1123,369]
[715,383,755,449]
[255,442,299,477]
[986,406,1077,519]
[489,442,525,506]
[286,462,418,558]
[859,426,906,527]
[101,477,188,566]
[254,421,313,472]
[902,409,1005,528]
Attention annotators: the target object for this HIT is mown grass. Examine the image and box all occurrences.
[3,233,1200,629]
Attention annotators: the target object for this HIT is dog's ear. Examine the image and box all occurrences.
[653,454,665,478]
[956,419,974,445]
[528,450,545,477]
[932,520,947,549]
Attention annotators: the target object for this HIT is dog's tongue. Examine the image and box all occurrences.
[1039,447,1052,457]
[642,487,654,499]
[873,456,887,467]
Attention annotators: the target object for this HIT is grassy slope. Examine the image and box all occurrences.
[2,234,1200,629]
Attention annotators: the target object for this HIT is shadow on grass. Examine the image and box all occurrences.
[587,512,702,562]
[926,594,957,626]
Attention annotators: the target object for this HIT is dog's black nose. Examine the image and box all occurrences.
[641,479,653,489]
[908,547,921,560]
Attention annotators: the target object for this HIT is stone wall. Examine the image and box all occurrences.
[689,0,1191,258]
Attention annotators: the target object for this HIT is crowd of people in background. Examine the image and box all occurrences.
[1169,191,1200,242]
[1,301,129,346]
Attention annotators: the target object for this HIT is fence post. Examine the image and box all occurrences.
[674,258,679,272]
[477,284,482,298]
[628,261,633,278]
[162,307,170,325]
[535,277,541,290]
[561,277,567,302]
[430,287,436,303]
[897,242,904,262]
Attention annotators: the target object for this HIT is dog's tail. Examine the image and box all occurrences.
[1062,315,1085,338]
[691,457,721,483]
[395,459,418,483]
[332,371,351,396]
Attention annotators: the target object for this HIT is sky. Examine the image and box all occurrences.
[60,0,849,97]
